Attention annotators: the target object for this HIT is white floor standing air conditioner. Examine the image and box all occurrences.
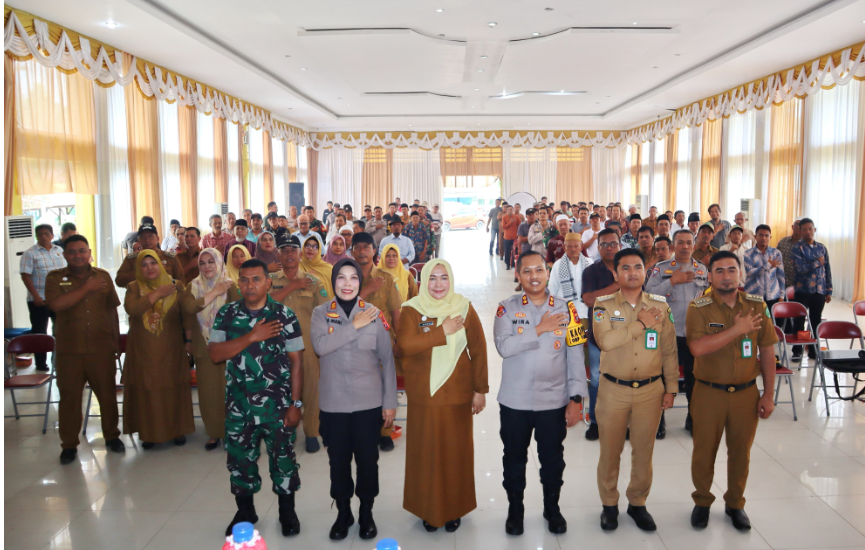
[4,215,35,329]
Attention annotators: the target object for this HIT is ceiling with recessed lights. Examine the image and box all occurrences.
[10,0,865,133]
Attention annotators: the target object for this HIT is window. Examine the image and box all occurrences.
[157,101,182,231]
[197,111,216,229]
[227,122,242,215]
[272,137,286,210]
[651,136,665,209]
[248,126,265,213]
[722,109,758,218]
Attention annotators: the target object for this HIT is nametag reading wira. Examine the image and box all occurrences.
[645,330,658,350]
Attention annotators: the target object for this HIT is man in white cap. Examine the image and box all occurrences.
[628,204,638,217]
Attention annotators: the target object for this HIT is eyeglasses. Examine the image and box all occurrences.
[599,242,621,249]
[303,243,319,250]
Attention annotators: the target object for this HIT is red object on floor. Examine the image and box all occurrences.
[391,425,403,440]
[15,356,32,368]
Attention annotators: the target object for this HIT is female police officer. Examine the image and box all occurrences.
[311,257,398,541]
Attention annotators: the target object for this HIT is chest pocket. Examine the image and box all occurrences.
[358,325,377,350]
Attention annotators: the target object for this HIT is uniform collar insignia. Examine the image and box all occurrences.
[670,260,676,267]
[548,295,555,307]
[521,294,528,305]
[358,299,366,309]
[329,301,337,310]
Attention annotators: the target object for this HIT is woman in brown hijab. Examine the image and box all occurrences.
[396,259,488,532]
[122,251,197,448]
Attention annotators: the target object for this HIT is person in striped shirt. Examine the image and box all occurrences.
[743,224,785,311]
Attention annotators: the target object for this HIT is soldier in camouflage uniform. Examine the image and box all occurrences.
[208,258,305,538]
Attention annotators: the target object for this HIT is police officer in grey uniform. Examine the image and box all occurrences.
[494,251,588,536]
[310,258,398,541]
[645,229,708,434]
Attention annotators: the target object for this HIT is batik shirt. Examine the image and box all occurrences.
[743,246,785,301]
[211,296,305,425]
[791,240,833,296]
[777,236,797,289]
[403,222,429,259]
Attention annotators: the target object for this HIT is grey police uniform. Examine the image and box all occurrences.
[644,257,709,408]
[310,297,398,501]
[493,291,587,496]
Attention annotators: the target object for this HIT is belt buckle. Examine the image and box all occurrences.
[727,386,736,393]
[632,381,640,388]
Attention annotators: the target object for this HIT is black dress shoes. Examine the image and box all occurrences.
[59,448,77,464]
[600,505,619,530]
[444,518,461,532]
[205,438,221,451]
[691,505,710,528]
[423,520,438,532]
[585,423,599,441]
[627,504,657,531]
[726,506,751,530]
[379,436,395,452]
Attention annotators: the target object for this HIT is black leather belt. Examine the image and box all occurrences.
[603,373,662,389]
[697,379,758,393]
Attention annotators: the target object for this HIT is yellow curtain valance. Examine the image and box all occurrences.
[3,7,307,146]
[309,130,621,150]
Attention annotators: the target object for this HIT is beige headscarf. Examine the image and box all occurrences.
[402,259,471,396]
[188,248,232,342]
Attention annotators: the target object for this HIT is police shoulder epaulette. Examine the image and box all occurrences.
[648,294,667,303]
[597,294,615,302]
[692,296,713,308]
[745,293,764,302]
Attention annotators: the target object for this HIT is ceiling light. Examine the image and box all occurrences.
[435,8,443,12]
[532,32,540,36]
[438,34,446,37]
[632,22,637,25]
[653,66,659,69]
[545,7,554,11]
[471,106,475,108]
[104,20,118,28]
[408,124,412,127]
[596,102,600,104]
[478,69,484,72]
[300,68,307,71]
[480,55,487,59]
[347,104,350,106]
[675,53,682,56]
[284,54,291,58]
[488,22,497,27]
[474,88,480,91]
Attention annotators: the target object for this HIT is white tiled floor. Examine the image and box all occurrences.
[5,229,865,549]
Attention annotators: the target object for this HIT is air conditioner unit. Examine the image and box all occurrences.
[4,216,35,328]
[636,195,649,217]
[214,202,229,216]
[739,199,762,229]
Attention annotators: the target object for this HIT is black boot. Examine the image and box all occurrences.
[358,498,377,540]
[542,486,567,534]
[600,505,619,530]
[329,499,354,540]
[278,493,300,536]
[505,491,525,535]
[226,495,258,536]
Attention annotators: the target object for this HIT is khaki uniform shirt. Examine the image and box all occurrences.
[114,249,184,288]
[175,248,201,285]
[592,291,679,394]
[686,290,779,385]
[270,268,329,352]
[362,267,402,331]
[44,267,121,354]
[692,245,719,265]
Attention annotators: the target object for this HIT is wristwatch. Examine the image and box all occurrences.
[570,395,582,404]
[291,400,303,408]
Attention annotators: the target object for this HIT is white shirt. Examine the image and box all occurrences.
[161,234,178,252]
[429,212,444,235]
[720,243,748,286]
[378,234,415,268]
[548,255,591,319]
[581,227,600,261]
[20,243,67,301]
[671,223,684,234]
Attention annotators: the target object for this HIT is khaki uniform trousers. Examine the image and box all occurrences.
[691,382,759,509]
[56,351,120,449]
[302,351,322,437]
[596,376,664,506]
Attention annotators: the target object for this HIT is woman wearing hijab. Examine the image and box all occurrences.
[311,258,397,541]
[254,231,281,273]
[122,250,197,448]
[323,235,349,266]
[378,243,418,301]
[226,244,252,284]
[300,237,334,298]
[183,248,239,450]
[397,259,488,532]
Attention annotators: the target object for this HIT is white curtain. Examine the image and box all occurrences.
[651,137,665,208]
[639,141,651,198]
[296,144,308,206]
[721,109,758,218]
[196,110,215,229]
[591,146,628,205]
[392,148,443,209]
[802,79,865,300]
[248,126,265,214]
[502,146,557,199]
[93,83,131,270]
[157,101,181,231]
[272,137,287,210]
[674,124,703,214]
[318,147,363,213]
[227,122,242,215]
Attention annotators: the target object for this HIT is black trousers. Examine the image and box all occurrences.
[677,336,695,407]
[500,404,567,492]
[319,407,383,500]
[792,292,826,355]
[27,301,55,368]
[489,226,500,254]
[502,239,515,268]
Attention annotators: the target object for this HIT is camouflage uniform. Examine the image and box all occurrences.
[210,296,305,496]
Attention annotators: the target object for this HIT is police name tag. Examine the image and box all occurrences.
[645,329,658,350]
[742,338,753,358]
